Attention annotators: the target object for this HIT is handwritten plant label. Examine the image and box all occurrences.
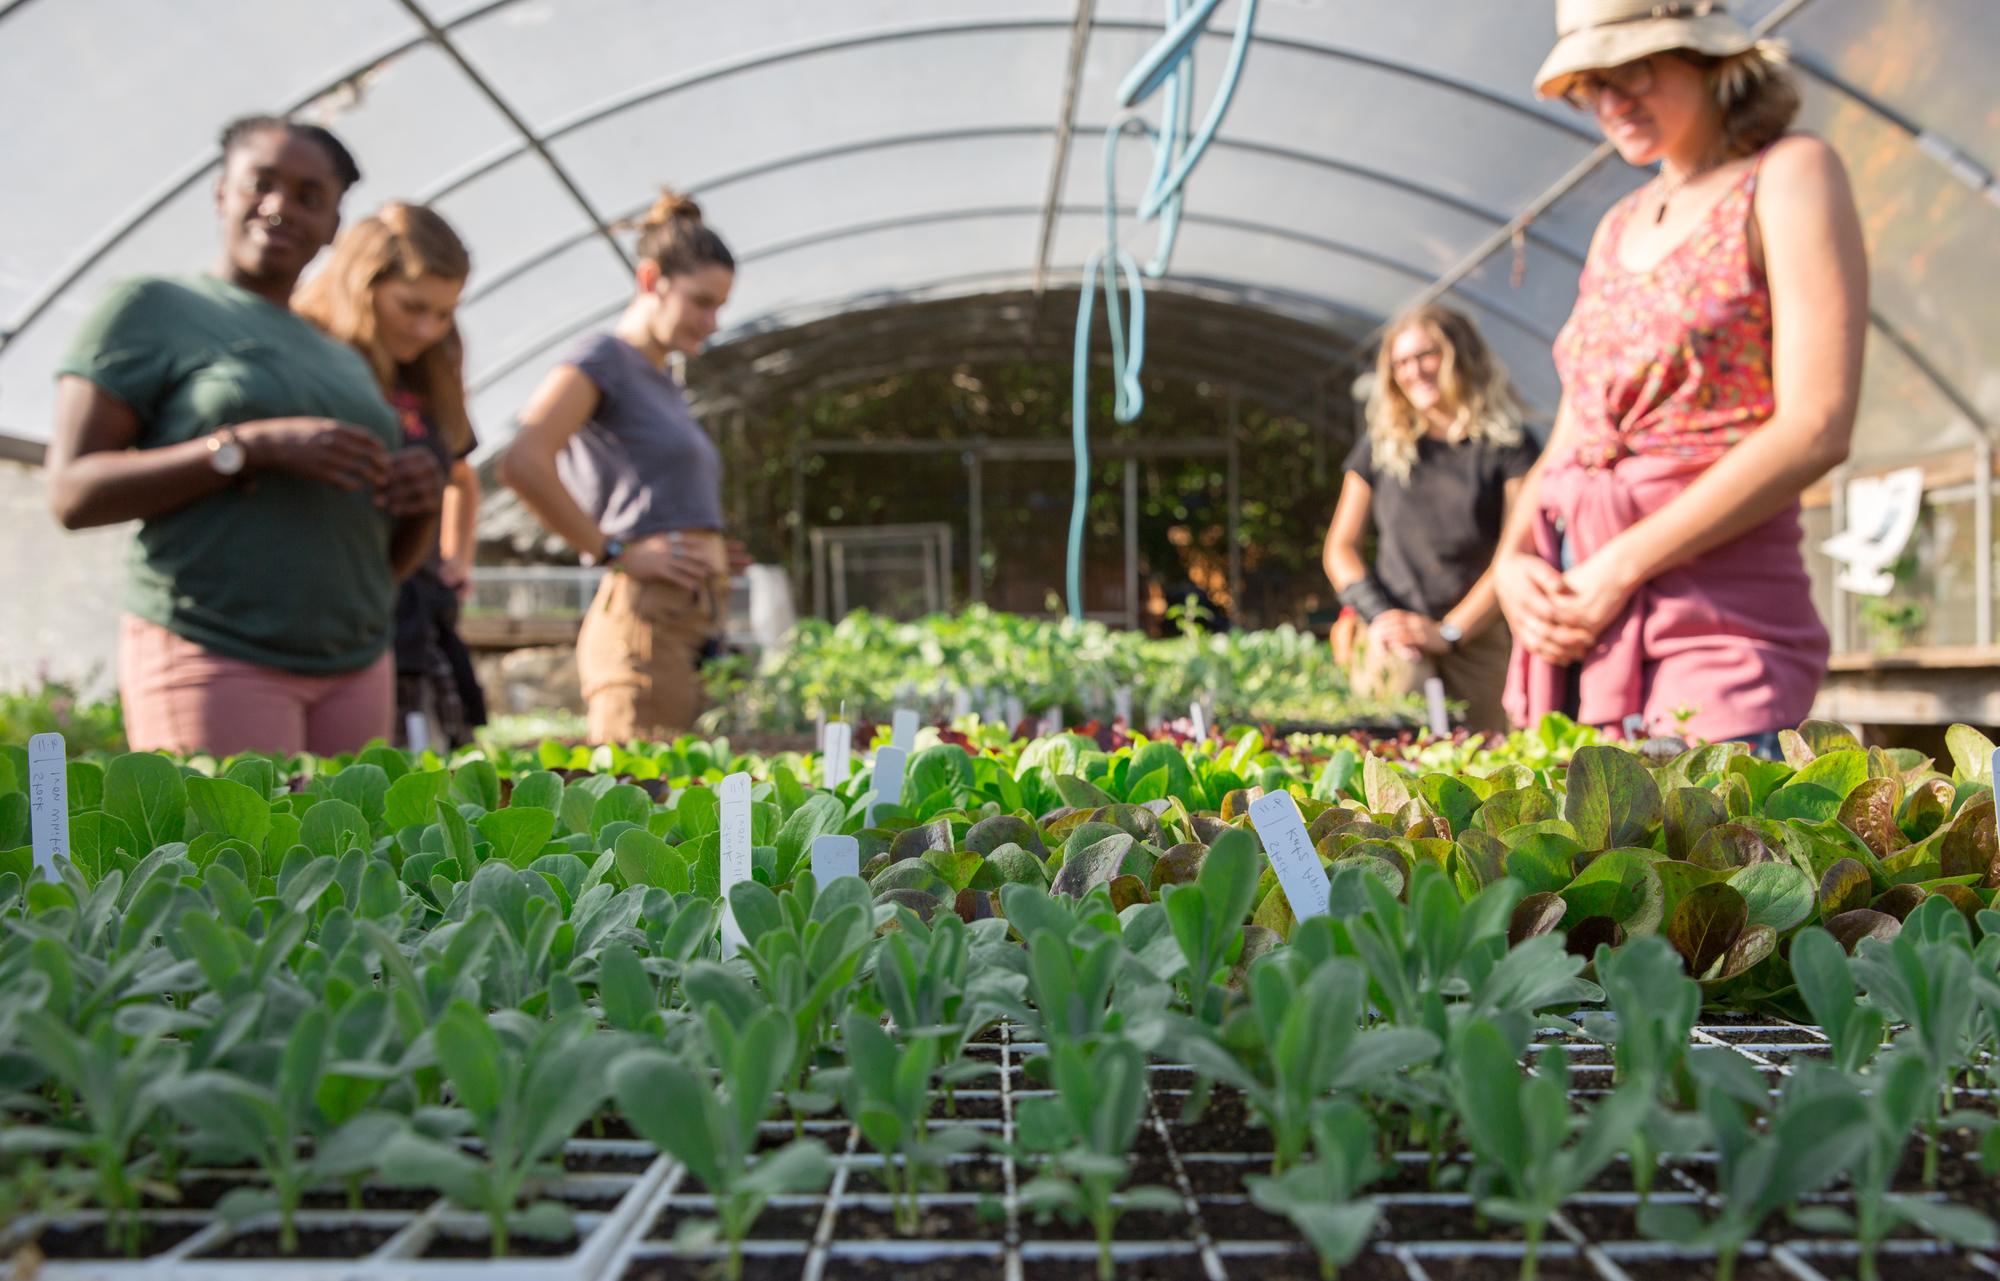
[28,733,69,884]
[811,834,860,883]
[822,721,852,788]
[718,772,753,957]
[1247,789,1330,920]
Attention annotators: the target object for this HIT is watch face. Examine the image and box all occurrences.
[210,438,246,476]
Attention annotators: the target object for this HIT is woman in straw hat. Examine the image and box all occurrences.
[1495,0,1867,754]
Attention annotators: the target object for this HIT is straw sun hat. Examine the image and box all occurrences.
[1534,0,1758,99]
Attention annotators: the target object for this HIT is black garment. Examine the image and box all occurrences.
[388,391,486,747]
[1342,431,1539,621]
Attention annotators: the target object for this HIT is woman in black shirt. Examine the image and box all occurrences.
[1323,305,1538,733]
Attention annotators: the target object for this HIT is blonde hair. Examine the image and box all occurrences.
[1365,305,1525,484]
[1687,41,1801,160]
[294,202,474,454]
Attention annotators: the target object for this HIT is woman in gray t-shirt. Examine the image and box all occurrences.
[498,190,750,742]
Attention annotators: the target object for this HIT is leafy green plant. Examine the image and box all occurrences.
[609,1004,831,1280]
[1582,935,1698,1203]
[1158,828,1260,1025]
[1245,1100,1384,1280]
[1454,1019,1649,1281]
[1014,1036,1181,1281]
[1639,1051,1869,1281]
[831,1012,983,1232]
[376,1004,607,1255]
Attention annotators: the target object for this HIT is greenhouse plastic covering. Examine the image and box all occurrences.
[0,0,1994,470]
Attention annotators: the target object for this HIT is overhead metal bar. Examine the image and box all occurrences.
[1034,0,1100,296]
[468,202,1558,395]
[392,0,631,277]
[459,125,1585,309]
[422,14,1598,206]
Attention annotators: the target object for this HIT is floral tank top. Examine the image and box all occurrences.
[1553,153,1774,472]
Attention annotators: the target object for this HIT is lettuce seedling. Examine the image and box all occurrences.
[870,908,1022,1113]
[5,1013,184,1256]
[1014,1035,1181,1281]
[1788,1049,1997,1280]
[610,1006,831,1280]
[1158,828,1261,1026]
[831,1012,983,1232]
[376,1004,608,1255]
[1246,1100,1384,1281]
[156,1006,402,1252]
[1582,935,1698,1203]
[1638,1051,1868,1281]
[1454,1019,1649,1281]
[1157,953,1440,1173]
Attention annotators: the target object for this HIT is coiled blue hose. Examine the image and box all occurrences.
[1066,0,1259,620]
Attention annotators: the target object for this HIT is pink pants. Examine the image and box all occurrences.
[119,615,393,758]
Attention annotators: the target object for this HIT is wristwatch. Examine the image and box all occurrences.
[205,426,246,477]
[1438,622,1464,652]
[586,535,625,568]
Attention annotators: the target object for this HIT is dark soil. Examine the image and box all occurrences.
[1410,1254,1596,1281]
[1019,1208,1195,1243]
[1379,1200,1538,1243]
[580,1114,643,1141]
[421,1227,582,1257]
[1609,1256,1797,1281]
[556,1187,634,1213]
[650,1200,825,1242]
[1018,1250,1213,1279]
[1211,1247,1413,1281]
[1198,1197,1311,1242]
[820,1251,1005,1280]
[33,1220,206,1259]
[1149,1068,1200,1090]
[194,1222,401,1259]
[1708,1029,1826,1046]
[297,1183,445,1211]
[926,1093,1007,1121]
[832,1200,1008,1241]
[842,1160,1009,1194]
[1555,1197,1703,1243]
[563,1148,660,1174]
[1803,1250,2000,1281]
[621,1251,807,1280]
[1163,1090,1273,1154]
[1180,1157,1262,1196]
[753,1124,854,1155]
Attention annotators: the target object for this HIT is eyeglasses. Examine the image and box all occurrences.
[1390,346,1443,373]
[1561,56,1658,110]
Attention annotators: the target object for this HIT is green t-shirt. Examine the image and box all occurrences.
[57,275,404,673]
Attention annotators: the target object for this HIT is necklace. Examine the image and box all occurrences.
[1653,158,1718,224]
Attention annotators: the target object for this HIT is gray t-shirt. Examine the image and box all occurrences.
[556,333,724,538]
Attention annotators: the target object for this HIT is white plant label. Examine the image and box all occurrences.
[951,687,972,719]
[891,709,920,753]
[28,733,69,883]
[1424,677,1450,738]
[718,772,753,957]
[404,711,429,756]
[821,721,852,788]
[869,746,908,826]
[1114,686,1133,725]
[1004,694,1024,729]
[1247,789,1330,920]
[1189,700,1209,743]
[1039,705,1063,737]
[810,833,860,883]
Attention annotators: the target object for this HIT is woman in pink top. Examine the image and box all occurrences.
[1497,0,1868,753]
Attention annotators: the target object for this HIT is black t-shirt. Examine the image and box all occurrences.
[1342,430,1539,620]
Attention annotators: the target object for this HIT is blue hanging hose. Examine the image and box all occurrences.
[1066,0,1259,621]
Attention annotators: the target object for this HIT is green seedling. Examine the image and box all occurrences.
[609,1006,831,1281]
[1245,1100,1385,1281]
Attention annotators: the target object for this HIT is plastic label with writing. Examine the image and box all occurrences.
[1189,701,1209,743]
[822,722,852,788]
[1247,789,1330,920]
[718,772,753,957]
[892,709,920,753]
[811,834,860,883]
[28,733,69,884]
[1424,677,1449,737]
[869,746,908,825]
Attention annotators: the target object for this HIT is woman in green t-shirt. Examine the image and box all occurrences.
[44,115,445,758]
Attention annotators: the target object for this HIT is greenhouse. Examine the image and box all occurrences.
[1,1,1997,1279]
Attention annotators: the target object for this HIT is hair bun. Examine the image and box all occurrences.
[643,187,702,228]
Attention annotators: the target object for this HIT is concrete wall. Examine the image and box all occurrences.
[0,460,128,695]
